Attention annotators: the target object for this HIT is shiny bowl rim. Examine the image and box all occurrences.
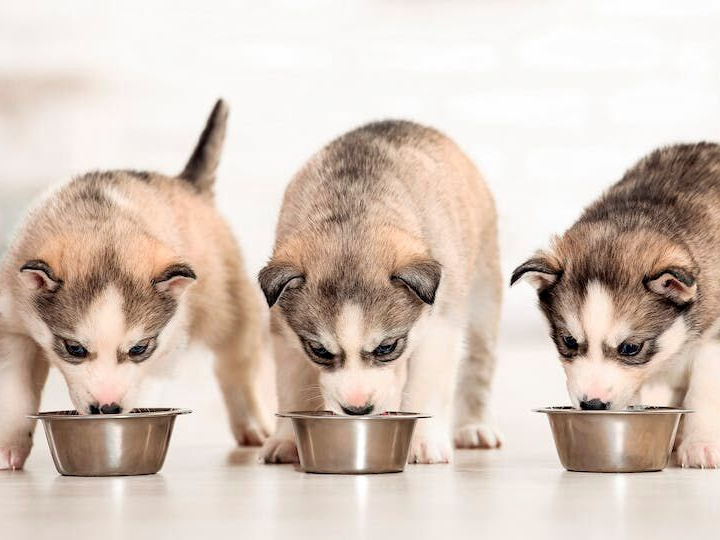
[27,408,192,420]
[534,406,693,415]
[277,410,431,420]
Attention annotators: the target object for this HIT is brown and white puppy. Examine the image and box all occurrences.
[259,120,502,464]
[0,100,272,470]
[512,142,720,468]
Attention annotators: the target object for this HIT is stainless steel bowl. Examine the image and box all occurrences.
[278,411,430,474]
[536,406,691,472]
[29,408,191,476]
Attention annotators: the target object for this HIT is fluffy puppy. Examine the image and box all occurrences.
[259,120,502,464]
[512,143,720,468]
[0,100,272,470]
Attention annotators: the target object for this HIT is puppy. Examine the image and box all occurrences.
[0,100,272,470]
[512,143,720,468]
[259,120,502,464]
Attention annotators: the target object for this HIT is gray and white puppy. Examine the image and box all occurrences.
[512,143,720,468]
[259,120,503,464]
[0,100,272,470]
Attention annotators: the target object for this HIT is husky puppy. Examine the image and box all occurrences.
[259,120,502,464]
[512,143,720,468]
[0,100,271,470]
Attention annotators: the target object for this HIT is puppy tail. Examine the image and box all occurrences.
[179,98,229,193]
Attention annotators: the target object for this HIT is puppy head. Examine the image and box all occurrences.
[511,227,696,410]
[259,233,441,415]
[17,242,196,414]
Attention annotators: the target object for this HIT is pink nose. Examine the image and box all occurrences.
[94,390,121,407]
[344,390,370,408]
[585,383,610,403]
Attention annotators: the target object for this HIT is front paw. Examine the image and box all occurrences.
[408,432,452,464]
[454,422,503,449]
[261,437,299,464]
[231,420,270,447]
[676,439,720,469]
[0,443,31,471]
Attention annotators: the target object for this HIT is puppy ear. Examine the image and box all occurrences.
[645,267,697,305]
[511,252,561,292]
[154,263,197,299]
[19,260,62,292]
[258,262,304,307]
[392,258,442,305]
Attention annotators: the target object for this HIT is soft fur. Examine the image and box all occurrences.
[512,143,720,468]
[0,100,272,470]
[259,120,503,464]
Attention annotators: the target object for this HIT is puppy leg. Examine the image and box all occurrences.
[0,334,49,470]
[213,330,274,446]
[261,332,319,464]
[212,282,276,447]
[676,339,720,468]
[454,263,503,449]
[403,317,464,464]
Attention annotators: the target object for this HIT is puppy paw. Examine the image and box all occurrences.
[261,437,299,464]
[676,440,720,469]
[454,422,503,449]
[408,433,452,464]
[0,443,31,471]
[232,421,269,447]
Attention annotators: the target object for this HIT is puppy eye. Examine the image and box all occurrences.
[618,341,643,356]
[64,340,88,360]
[562,335,578,350]
[373,339,398,358]
[307,341,335,364]
[128,343,149,357]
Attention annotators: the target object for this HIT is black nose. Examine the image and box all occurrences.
[99,403,122,414]
[341,404,374,415]
[580,398,609,410]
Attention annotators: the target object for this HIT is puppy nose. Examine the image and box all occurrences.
[341,403,374,415]
[99,402,122,414]
[580,398,610,410]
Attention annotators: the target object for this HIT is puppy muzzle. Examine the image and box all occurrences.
[341,403,375,415]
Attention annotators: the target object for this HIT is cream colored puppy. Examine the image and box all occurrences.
[0,100,271,470]
[259,120,502,464]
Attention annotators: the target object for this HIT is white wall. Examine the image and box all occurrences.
[1,1,719,446]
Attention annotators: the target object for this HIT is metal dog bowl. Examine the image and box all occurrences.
[535,406,691,472]
[278,411,430,474]
[29,408,191,476]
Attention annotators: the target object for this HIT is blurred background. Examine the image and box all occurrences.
[2,0,719,452]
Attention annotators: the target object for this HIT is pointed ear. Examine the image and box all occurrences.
[510,253,561,292]
[258,262,304,307]
[644,267,697,305]
[154,264,197,299]
[391,258,442,305]
[19,260,62,292]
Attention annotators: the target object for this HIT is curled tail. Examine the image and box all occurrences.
[179,98,229,193]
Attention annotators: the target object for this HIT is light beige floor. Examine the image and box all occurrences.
[3,340,720,539]
[3,438,720,539]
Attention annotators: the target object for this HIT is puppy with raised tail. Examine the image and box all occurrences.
[259,120,502,464]
[0,100,272,470]
[512,143,720,468]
